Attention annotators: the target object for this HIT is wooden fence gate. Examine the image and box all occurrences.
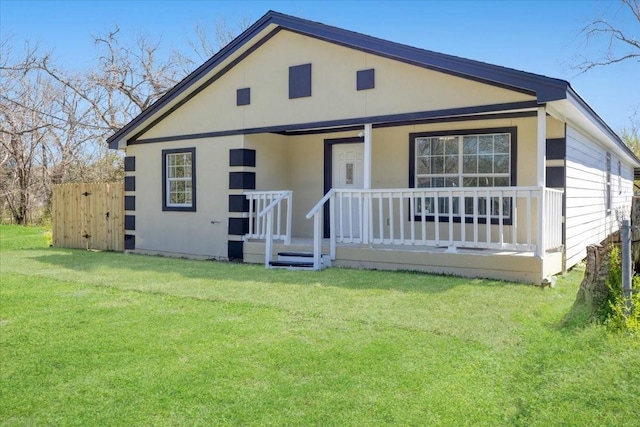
[52,182,124,251]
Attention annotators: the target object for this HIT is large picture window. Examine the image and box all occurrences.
[162,148,196,211]
[409,128,516,220]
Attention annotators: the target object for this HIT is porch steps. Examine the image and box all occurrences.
[269,251,331,270]
[269,260,314,268]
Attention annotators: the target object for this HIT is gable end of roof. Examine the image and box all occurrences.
[108,10,571,149]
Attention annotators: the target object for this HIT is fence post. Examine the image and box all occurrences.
[621,219,633,314]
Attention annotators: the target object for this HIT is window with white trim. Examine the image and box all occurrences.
[162,148,196,211]
[411,129,514,219]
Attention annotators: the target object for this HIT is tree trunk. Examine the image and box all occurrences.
[574,242,613,312]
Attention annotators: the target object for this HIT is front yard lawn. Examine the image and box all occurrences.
[1,225,638,426]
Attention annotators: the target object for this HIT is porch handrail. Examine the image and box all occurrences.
[259,191,291,218]
[306,186,564,262]
[305,189,336,219]
[326,186,545,194]
[305,189,336,270]
[244,190,292,268]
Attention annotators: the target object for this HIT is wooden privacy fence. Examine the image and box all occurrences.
[52,182,124,251]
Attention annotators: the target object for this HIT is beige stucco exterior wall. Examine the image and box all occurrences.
[126,135,243,258]
[138,30,535,141]
[546,116,565,139]
[244,133,290,191]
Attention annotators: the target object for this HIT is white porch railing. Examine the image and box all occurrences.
[244,190,292,267]
[544,188,564,251]
[306,189,336,270]
[306,186,564,270]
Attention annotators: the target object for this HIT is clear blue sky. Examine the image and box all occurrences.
[2,0,638,133]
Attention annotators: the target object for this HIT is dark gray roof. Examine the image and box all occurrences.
[107,10,626,155]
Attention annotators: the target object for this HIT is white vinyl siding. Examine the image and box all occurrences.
[564,126,634,269]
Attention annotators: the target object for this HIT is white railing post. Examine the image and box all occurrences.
[485,190,491,246]
[248,196,254,236]
[285,192,292,245]
[526,190,532,247]
[329,193,336,260]
[265,209,273,268]
[363,192,370,244]
[448,190,454,248]
[399,191,405,243]
[306,189,336,270]
[313,211,322,270]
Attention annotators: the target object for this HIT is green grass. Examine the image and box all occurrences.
[1,225,639,426]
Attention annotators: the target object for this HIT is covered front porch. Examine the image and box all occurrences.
[242,186,563,283]
[239,107,565,283]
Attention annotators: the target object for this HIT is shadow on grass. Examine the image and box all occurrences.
[552,264,602,331]
[28,247,514,294]
[559,301,595,330]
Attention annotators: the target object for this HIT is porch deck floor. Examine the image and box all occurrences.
[249,237,540,257]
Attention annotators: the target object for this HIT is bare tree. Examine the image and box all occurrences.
[575,0,639,154]
[36,27,183,138]
[0,50,52,224]
[1,17,249,224]
[577,0,640,72]
[177,16,252,74]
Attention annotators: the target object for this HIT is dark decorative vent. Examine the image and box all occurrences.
[237,88,251,106]
[357,68,375,91]
[289,63,312,99]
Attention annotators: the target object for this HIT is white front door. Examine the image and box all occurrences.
[332,143,364,239]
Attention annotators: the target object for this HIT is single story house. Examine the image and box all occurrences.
[108,11,640,284]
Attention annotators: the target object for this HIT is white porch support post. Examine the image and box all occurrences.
[363,123,372,244]
[364,123,372,189]
[536,106,546,257]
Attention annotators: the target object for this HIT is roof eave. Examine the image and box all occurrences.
[568,86,640,164]
[546,87,640,166]
[105,11,581,150]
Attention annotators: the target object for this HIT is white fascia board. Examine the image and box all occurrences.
[547,99,640,167]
